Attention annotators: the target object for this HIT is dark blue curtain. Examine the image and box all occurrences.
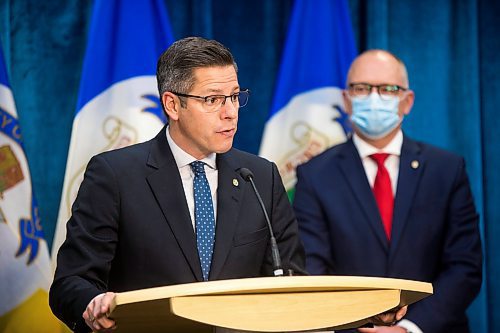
[0,0,498,331]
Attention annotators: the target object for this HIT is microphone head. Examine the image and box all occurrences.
[239,168,254,181]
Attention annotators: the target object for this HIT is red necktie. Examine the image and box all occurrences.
[370,153,394,240]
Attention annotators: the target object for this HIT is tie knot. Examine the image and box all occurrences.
[190,161,206,175]
[370,153,390,166]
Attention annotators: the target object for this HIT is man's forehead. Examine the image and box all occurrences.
[192,66,239,92]
[348,53,405,84]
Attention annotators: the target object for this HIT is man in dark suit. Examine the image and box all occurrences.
[293,50,482,333]
[49,37,306,332]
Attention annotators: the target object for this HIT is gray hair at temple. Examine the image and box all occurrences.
[156,37,238,101]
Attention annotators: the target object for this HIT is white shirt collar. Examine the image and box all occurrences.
[352,130,403,159]
[165,126,217,170]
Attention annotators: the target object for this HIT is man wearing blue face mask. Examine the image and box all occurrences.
[293,50,482,333]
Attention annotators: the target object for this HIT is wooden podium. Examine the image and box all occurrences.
[109,276,432,332]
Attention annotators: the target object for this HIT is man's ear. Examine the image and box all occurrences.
[400,90,415,116]
[342,90,353,116]
[162,92,180,121]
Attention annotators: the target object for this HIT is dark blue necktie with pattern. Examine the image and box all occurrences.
[190,161,216,281]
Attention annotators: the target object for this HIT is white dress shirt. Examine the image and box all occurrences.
[352,131,403,194]
[166,126,218,229]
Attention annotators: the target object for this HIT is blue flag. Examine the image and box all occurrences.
[259,0,357,198]
[0,44,66,332]
[52,0,175,262]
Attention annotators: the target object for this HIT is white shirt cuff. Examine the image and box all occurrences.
[398,319,423,333]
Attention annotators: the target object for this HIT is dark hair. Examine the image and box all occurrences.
[156,37,238,99]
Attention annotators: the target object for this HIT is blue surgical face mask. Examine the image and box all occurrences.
[350,93,402,140]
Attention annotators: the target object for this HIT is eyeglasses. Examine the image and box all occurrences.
[171,89,250,113]
[348,83,407,100]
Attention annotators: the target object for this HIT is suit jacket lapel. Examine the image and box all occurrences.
[389,135,424,258]
[338,139,389,251]
[209,150,245,279]
[145,128,203,281]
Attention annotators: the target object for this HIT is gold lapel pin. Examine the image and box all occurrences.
[232,178,239,187]
[411,160,419,169]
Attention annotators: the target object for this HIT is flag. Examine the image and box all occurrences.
[259,0,357,199]
[52,0,174,265]
[0,44,66,332]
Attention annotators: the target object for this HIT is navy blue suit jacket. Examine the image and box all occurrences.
[293,135,482,333]
[50,127,305,332]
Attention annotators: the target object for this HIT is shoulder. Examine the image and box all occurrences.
[225,147,274,168]
[86,136,157,177]
[92,126,166,164]
[94,140,151,163]
[221,148,279,181]
[404,136,464,164]
[297,140,353,172]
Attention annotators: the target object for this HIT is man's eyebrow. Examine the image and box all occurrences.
[205,87,241,94]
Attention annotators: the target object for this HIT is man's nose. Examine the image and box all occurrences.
[220,98,238,118]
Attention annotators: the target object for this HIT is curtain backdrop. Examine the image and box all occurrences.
[0,0,498,331]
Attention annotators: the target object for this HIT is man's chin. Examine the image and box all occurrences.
[214,142,234,154]
[354,126,400,143]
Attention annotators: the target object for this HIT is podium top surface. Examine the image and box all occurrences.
[113,275,432,306]
[109,276,432,333]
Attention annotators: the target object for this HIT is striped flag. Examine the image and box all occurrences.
[259,0,357,199]
[0,44,66,332]
[51,0,174,265]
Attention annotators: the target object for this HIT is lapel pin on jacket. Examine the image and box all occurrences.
[232,178,239,187]
[411,160,419,169]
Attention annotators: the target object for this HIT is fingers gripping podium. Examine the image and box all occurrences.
[108,276,432,332]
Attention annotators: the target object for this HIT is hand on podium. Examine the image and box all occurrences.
[359,305,408,333]
[82,292,117,332]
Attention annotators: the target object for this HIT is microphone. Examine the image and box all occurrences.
[239,168,284,277]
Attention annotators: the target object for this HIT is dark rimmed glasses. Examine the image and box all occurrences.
[171,89,250,113]
[348,83,407,100]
